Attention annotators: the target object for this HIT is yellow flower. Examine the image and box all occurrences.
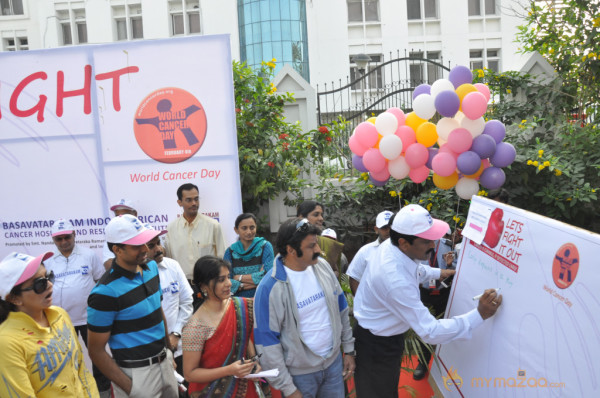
[582,55,587,62]
[477,190,488,196]
[258,149,263,156]
[419,199,424,203]
[426,203,433,211]
[389,191,398,197]
[266,61,276,69]
[538,165,545,170]
[566,197,572,201]
[538,149,544,156]
[430,190,438,194]
[527,160,533,165]
[477,69,484,78]
[452,215,461,222]
[368,184,374,188]
[271,58,277,63]
[555,169,562,176]
[548,48,555,54]
[521,120,527,124]
[532,161,539,167]
[506,89,512,94]
[543,161,550,167]
[592,189,597,193]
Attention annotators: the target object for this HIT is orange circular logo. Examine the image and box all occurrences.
[133,88,207,163]
[552,243,579,289]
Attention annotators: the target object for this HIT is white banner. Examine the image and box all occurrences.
[0,35,242,258]
[431,196,600,397]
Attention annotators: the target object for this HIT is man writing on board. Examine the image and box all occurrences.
[353,204,502,398]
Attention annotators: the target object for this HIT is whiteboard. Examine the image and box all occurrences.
[431,196,600,397]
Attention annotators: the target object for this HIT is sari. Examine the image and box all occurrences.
[188,297,259,398]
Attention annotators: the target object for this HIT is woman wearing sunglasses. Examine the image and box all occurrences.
[0,251,99,398]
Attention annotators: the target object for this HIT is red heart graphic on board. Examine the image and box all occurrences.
[484,209,504,248]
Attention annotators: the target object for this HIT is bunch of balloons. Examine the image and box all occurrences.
[348,65,515,200]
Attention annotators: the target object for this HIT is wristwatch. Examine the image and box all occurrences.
[171,332,181,338]
[344,350,356,357]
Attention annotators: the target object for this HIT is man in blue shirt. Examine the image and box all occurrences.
[87,215,178,398]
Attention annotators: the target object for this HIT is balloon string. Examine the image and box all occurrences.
[452,197,461,251]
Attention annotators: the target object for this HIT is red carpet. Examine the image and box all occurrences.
[269,356,434,398]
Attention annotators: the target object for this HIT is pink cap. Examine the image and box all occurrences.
[51,218,75,237]
[0,251,54,299]
[105,214,160,245]
[391,204,450,241]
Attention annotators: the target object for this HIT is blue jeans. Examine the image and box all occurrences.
[290,353,345,398]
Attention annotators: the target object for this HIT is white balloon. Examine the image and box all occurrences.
[430,79,455,99]
[379,135,403,160]
[388,156,410,179]
[375,112,399,136]
[455,177,480,199]
[412,94,436,120]
[436,117,460,141]
[454,111,465,124]
[461,116,486,137]
[437,137,447,147]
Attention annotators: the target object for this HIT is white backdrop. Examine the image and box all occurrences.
[0,35,242,258]
[431,196,600,397]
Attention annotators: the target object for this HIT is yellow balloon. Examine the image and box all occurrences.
[367,117,377,124]
[433,172,459,190]
[416,122,438,147]
[456,84,478,111]
[464,160,488,179]
[373,134,383,149]
[405,112,426,131]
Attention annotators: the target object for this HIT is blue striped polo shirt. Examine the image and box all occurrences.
[87,259,165,361]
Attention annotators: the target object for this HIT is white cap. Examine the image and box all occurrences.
[51,218,74,237]
[321,228,337,240]
[105,214,160,245]
[0,251,53,300]
[110,199,136,212]
[391,204,450,240]
[375,210,394,228]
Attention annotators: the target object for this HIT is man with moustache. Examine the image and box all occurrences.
[353,205,503,398]
[44,218,110,396]
[254,218,355,398]
[87,215,178,398]
[145,227,193,373]
[164,183,227,280]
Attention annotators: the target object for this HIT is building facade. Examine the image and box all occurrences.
[1,0,528,89]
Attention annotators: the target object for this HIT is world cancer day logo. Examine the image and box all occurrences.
[133,88,207,164]
[552,243,579,289]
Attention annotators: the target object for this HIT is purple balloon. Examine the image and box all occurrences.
[480,167,506,190]
[471,134,497,159]
[426,147,439,169]
[352,154,369,172]
[434,90,460,117]
[448,66,474,89]
[490,142,516,167]
[412,84,431,99]
[369,174,389,186]
[457,151,481,175]
[483,120,506,143]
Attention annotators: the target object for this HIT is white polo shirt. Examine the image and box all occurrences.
[158,256,194,357]
[44,245,105,326]
[346,238,386,282]
[354,239,483,343]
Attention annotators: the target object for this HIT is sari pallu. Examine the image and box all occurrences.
[188,297,258,398]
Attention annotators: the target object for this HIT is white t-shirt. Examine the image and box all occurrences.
[285,266,333,357]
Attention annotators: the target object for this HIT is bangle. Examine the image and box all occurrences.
[240,282,244,290]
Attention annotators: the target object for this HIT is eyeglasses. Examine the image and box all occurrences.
[20,271,55,294]
[53,234,73,242]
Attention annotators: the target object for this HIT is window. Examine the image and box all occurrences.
[113,3,143,41]
[349,54,383,90]
[57,8,87,45]
[470,49,500,73]
[407,0,437,20]
[170,0,201,36]
[409,51,441,85]
[347,0,379,22]
[3,36,27,51]
[0,0,23,16]
[468,0,497,16]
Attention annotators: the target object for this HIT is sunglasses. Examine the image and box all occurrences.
[20,271,55,294]
[295,218,310,233]
[53,234,73,242]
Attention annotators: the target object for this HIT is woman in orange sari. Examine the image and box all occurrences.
[182,255,262,398]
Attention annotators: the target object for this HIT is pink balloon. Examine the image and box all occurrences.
[349,134,368,156]
[409,165,430,183]
[404,143,429,168]
[474,83,490,102]
[432,152,457,177]
[395,126,417,152]
[355,122,379,148]
[438,143,459,161]
[462,91,488,120]
[447,128,473,154]
[387,107,406,127]
[362,148,387,173]
[370,167,391,181]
